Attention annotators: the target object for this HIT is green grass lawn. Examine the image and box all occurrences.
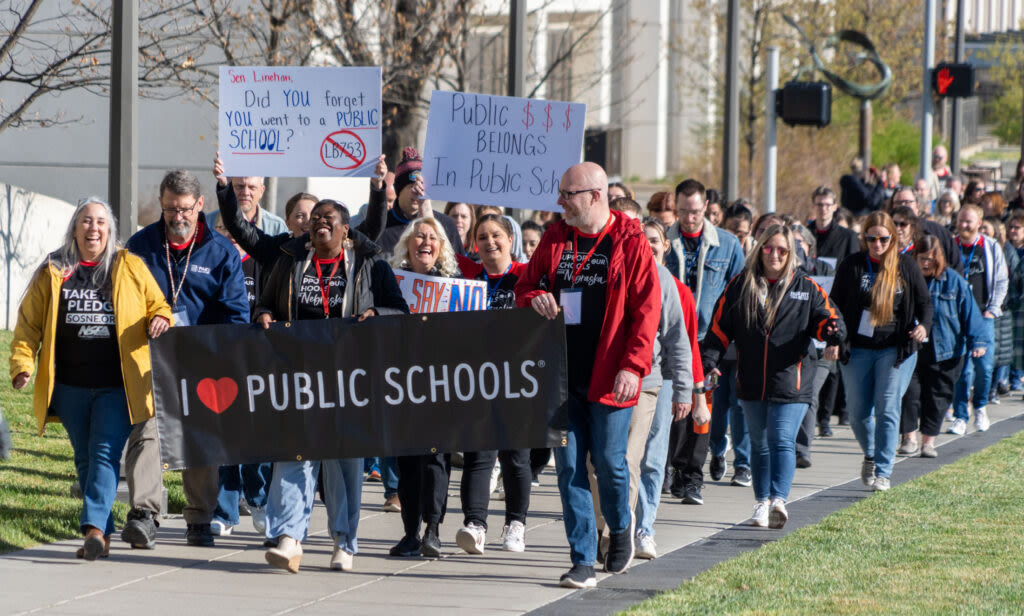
[626,431,1024,616]
[1,329,185,554]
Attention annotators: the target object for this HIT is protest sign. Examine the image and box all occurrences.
[152,310,568,469]
[811,276,835,295]
[421,90,586,212]
[392,269,488,313]
[218,66,381,178]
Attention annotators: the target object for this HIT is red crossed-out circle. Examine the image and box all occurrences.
[320,130,366,170]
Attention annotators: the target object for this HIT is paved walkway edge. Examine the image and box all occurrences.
[528,411,1024,616]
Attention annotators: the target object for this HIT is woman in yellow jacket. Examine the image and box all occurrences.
[10,198,172,561]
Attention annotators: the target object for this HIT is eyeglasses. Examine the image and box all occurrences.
[557,188,598,200]
[1009,225,1024,231]
[762,245,790,256]
[162,202,199,216]
[865,235,892,244]
[893,220,911,228]
[813,201,835,208]
[893,199,916,206]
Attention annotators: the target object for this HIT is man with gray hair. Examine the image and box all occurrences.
[207,175,288,235]
[122,169,249,549]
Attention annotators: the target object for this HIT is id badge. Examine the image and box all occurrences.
[171,308,190,328]
[857,309,874,337]
[560,289,582,325]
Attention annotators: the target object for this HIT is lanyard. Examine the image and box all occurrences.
[485,263,513,308]
[571,217,612,287]
[900,242,914,254]
[958,236,980,271]
[865,254,876,285]
[314,256,341,318]
[165,235,196,310]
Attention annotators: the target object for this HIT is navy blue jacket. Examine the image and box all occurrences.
[126,213,249,325]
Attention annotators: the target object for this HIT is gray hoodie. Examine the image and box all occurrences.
[641,264,693,402]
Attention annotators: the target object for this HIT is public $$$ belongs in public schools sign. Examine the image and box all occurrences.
[218,66,382,178]
[392,269,488,314]
[151,310,568,469]
[421,90,586,212]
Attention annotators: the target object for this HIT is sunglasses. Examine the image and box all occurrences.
[761,245,789,256]
[893,220,911,228]
[865,235,892,244]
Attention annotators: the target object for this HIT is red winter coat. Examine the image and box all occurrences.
[514,210,661,408]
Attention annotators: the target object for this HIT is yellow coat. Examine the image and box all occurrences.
[9,249,173,434]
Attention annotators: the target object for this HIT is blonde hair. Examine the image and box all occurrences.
[860,211,903,326]
[389,217,459,277]
[738,224,797,330]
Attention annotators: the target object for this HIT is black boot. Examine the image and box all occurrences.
[420,522,441,557]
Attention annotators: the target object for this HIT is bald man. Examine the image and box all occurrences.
[515,162,661,587]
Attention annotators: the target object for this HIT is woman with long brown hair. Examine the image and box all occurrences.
[830,211,932,491]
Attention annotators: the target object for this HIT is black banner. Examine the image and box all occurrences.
[151,309,568,470]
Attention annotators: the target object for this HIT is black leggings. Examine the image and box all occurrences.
[460,449,532,529]
[396,453,451,538]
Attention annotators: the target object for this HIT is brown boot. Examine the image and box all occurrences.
[77,528,110,561]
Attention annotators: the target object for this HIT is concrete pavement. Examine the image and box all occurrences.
[3,399,1022,615]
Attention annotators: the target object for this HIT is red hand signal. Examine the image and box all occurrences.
[937,68,954,95]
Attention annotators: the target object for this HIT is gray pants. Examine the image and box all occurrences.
[796,360,832,460]
[125,417,218,523]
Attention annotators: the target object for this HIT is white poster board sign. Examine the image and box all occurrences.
[392,270,488,314]
[218,66,381,178]
[811,276,835,295]
[421,90,586,212]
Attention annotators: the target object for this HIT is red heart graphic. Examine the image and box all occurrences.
[196,377,238,415]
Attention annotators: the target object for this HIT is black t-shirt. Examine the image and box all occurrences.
[55,264,123,388]
[475,264,522,310]
[681,232,701,291]
[958,237,987,310]
[296,256,347,320]
[553,224,613,397]
[852,257,902,348]
[241,254,258,312]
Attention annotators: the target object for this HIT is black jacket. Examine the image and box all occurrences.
[255,229,409,322]
[702,274,846,404]
[808,220,860,262]
[830,251,932,366]
[839,173,885,216]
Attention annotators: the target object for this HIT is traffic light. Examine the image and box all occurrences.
[932,63,974,97]
[775,81,832,127]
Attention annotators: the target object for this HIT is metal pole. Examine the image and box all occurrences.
[110,0,138,243]
[951,0,965,176]
[920,0,935,188]
[266,177,278,216]
[859,99,872,175]
[763,47,778,213]
[507,0,526,98]
[722,0,739,201]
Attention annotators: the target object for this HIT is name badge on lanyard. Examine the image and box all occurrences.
[560,289,582,325]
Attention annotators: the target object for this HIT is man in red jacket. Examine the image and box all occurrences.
[515,162,661,588]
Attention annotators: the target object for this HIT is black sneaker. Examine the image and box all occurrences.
[605,514,635,573]
[818,423,833,437]
[796,456,812,469]
[121,508,158,549]
[731,467,752,487]
[389,534,421,557]
[838,414,850,426]
[709,455,726,481]
[185,523,214,547]
[420,523,441,558]
[682,484,703,505]
[998,381,1011,396]
[669,469,687,499]
[559,564,597,589]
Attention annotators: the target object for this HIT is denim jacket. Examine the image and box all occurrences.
[928,268,985,362]
[665,222,746,341]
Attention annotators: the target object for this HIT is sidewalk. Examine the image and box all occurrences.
[3,400,1022,616]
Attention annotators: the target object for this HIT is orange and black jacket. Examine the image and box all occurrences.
[702,273,846,404]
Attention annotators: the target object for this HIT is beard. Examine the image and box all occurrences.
[168,219,193,239]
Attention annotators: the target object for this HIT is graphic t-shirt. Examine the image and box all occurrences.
[853,256,902,348]
[241,254,259,311]
[296,255,347,320]
[680,231,701,292]
[958,237,987,311]
[55,263,123,388]
[473,261,525,310]
[553,221,614,397]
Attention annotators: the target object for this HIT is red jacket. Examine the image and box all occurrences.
[674,277,704,385]
[514,210,661,408]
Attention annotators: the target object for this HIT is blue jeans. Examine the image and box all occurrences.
[637,380,673,536]
[267,458,363,553]
[213,463,272,526]
[840,347,917,478]
[51,383,133,536]
[381,456,399,498]
[739,401,807,502]
[709,363,750,470]
[953,317,995,419]
[554,393,632,566]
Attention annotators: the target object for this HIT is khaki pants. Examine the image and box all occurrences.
[125,417,219,524]
[588,387,659,537]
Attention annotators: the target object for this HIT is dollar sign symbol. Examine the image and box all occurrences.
[522,101,534,129]
[543,103,553,132]
[563,106,572,131]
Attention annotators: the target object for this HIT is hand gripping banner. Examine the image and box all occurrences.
[151,310,568,470]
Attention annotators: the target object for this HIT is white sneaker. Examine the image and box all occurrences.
[768,498,788,529]
[635,532,657,559]
[330,545,354,571]
[944,408,954,422]
[456,522,487,554]
[210,520,233,536]
[489,462,502,495]
[501,520,526,552]
[949,418,967,436]
[974,407,990,432]
[749,500,769,527]
[266,536,302,573]
[251,506,267,535]
[873,476,891,491]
